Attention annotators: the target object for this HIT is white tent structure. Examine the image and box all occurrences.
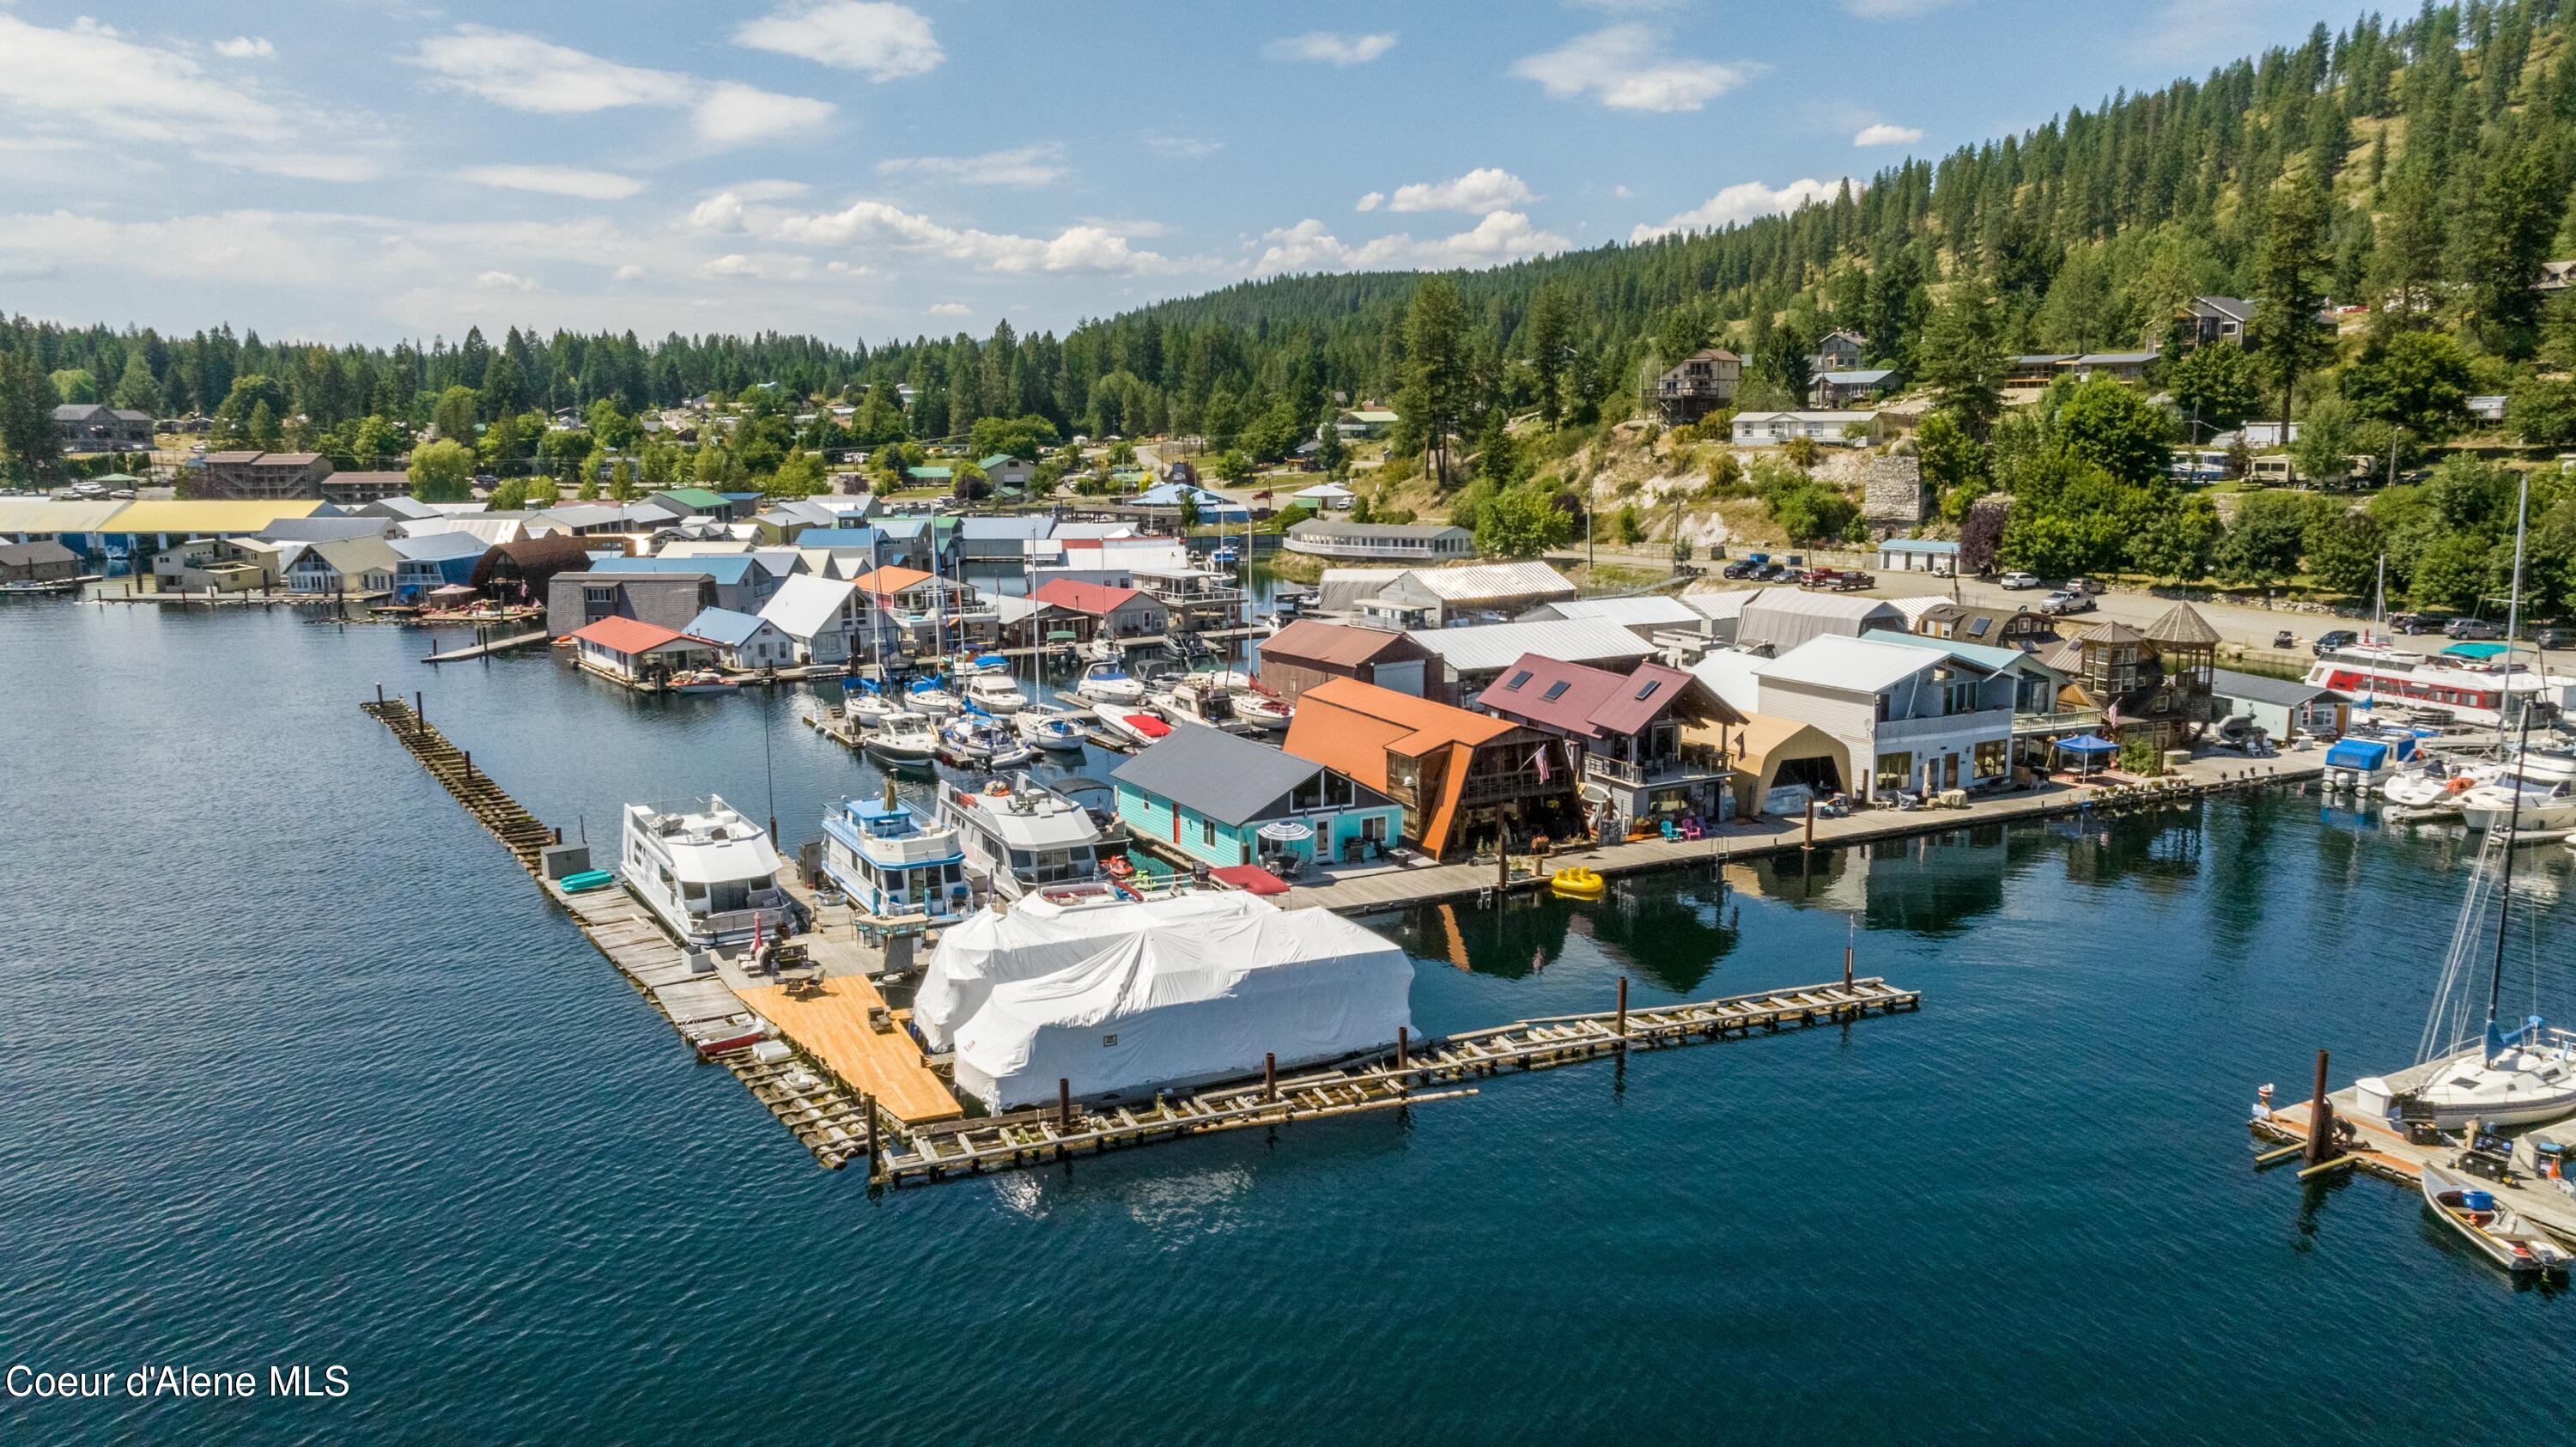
[920,891,1413,1111]
[1291,482,1356,508]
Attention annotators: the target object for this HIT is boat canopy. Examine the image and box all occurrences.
[2444,641,2511,660]
[2325,738,2391,770]
[2054,733,2119,755]
[928,892,1412,1111]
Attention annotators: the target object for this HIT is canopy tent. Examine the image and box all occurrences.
[924,891,1410,1110]
[2054,733,2120,778]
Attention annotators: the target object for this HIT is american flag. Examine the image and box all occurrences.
[1531,745,1550,782]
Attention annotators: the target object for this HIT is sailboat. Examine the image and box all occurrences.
[2355,476,2576,1132]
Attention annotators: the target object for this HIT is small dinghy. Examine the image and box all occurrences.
[1099,710,1173,747]
[2421,1161,2573,1276]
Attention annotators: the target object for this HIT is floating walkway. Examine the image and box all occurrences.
[358,692,556,872]
[873,976,1919,1188]
[422,629,548,664]
[2253,1069,2576,1249]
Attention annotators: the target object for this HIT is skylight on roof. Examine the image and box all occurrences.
[1542,680,1571,701]
[1504,670,1533,690]
[1967,617,1990,637]
[1635,678,1662,701]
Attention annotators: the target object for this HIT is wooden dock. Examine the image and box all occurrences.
[358,693,556,872]
[738,976,964,1126]
[422,629,548,664]
[872,976,1920,1187]
[2253,1067,2576,1249]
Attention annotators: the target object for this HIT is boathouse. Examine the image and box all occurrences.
[1112,723,1402,874]
[1029,578,1170,641]
[1282,678,1580,859]
[683,606,797,672]
[568,616,714,684]
[1472,654,1745,841]
[1253,619,1439,706]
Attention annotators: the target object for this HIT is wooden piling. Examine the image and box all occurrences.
[1264,1052,1277,1101]
[1803,796,1816,851]
[1396,1027,1408,1070]
[1843,944,1854,990]
[1615,976,1629,1053]
[2304,1048,2335,1164]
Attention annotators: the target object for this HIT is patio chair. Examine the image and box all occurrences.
[1680,818,1704,841]
[1659,818,1681,842]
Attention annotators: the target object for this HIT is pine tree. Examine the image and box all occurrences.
[1392,278,1469,486]
[1916,271,2008,436]
[2248,173,2334,432]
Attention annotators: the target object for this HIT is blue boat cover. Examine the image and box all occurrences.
[2325,739,2391,769]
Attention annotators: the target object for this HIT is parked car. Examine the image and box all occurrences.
[1753,563,1787,582]
[2539,628,2570,650]
[2389,611,2436,635]
[2038,590,2096,615]
[2000,571,2041,590]
[2312,629,2359,656]
[1720,560,1759,580]
[1832,570,1876,592]
[2445,617,2502,640]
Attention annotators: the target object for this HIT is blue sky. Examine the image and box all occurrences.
[0,0,2367,345]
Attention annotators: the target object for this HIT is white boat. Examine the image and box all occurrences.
[906,678,961,716]
[2459,751,2576,831]
[818,781,973,924]
[1150,673,1255,733]
[961,672,1026,714]
[1075,662,1145,705]
[1084,634,1121,664]
[1014,707,1090,751]
[2321,729,2421,792]
[1098,709,1175,747]
[2381,757,2498,814]
[935,774,1114,900]
[670,668,736,695]
[843,686,897,729]
[617,796,801,948]
[2420,1161,2573,1276]
[866,709,939,763]
[949,652,1012,678]
[2306,641,2576,729]
[941,713,1034,769]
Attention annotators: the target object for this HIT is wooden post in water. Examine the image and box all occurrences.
[860,1093,878,1180]
[1395,1026,1408,1072]
[1058,1077,1072,1133]
[374,683,385,708]
[414,690,425,736]
[1803,795,1816,851]
[1615,976,1629,1055]
[1844,943,1855,989]
[1263,1052,1277,1101]
[2305,1048,2336,1164]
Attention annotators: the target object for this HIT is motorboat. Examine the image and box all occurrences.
[1150,673,1255,734]
[2420,1161,2573,1276]
[935,775,1114,900]
[617,796,802,948]
[670,668,737,695]
[2381,756,2498,815]
[818,781,974,924]
[941,713,1035,769]
[2306,641,2576,729]
[682,1012,773,1059]
[1098,710,1174,747]
[906,678,962,716]
[2459,750,2576,832]
[1075,662,1146,705]
[949,652,1012,678]
[961,672,1026,714]
[1084,634,1122,664]
[2321,730,2420,792]
[1014,706,1090,751]
[1208,544,1241,568]
[843,684,897,729]
[1234,691,1292,733]
[866,709,939,763]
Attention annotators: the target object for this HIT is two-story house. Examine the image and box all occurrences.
[2035,605,2220,752]
[1282,678,1582,859]
[757,575,866,665]
[1652,347,1742,426]
[1697,635,2016,803]
[1473,654,1747,840]
[1111,723,1405,875]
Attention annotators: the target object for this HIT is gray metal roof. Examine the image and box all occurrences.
[258,517,394,542]
[2210,668,2330,708]
[1109,722,1323,826]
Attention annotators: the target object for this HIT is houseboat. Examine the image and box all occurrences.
[617,796,801,947]
[2305,642,2576,728]
[935,775,1115,901]
[818,784,975,924]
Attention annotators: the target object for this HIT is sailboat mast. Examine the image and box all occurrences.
[2483,473,2534,1054]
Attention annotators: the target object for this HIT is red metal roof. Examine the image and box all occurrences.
[1473,653,1735,739]
[1258,617,1425,668]
[568,616,690,654]
[1031,579,1154,616]
[1210,863,1291,896]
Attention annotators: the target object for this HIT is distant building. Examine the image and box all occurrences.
[1281,678,1581,860]
[1861,456,1929,528]
[0,539,80,585]
[2066,351,2157,385]
[2178,296,2255,347]
[567,617,714,685]
[2537,260,2576,292]
[1111,723,1402,873]
[1284,519,1474,562]
[285,537,400,595]
[683,606,797,672]
[2006,355,2075,388]
[1352,560,1577,630]
[319,471,411,507]
[1732,411,1880,448]
[1472,653,1745,840]
[1255,620,1441,707]
[51,404,154,451]
[545,571,717,637]
[1652,347,1742,426]
[194,451,332,500]
[1809,368,1901,410]
[1911,602,2054,649]
[1807,330,1867,374]
[1334,408,1400,440]
[1873,538,1959,574]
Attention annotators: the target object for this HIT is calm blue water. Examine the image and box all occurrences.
[3,599,2571,1445]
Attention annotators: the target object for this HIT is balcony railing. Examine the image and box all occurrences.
[2009,707,2106,737]
[1456,768,1564,806]
[1583,743,1732,788]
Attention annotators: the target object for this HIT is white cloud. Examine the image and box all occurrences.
[0,15,286,143]
[721,179,813,202]
[213,36,275,59]
[1261,32,1398,65]
[1571,0,1687,9]
[702,252,813,281]
[692,82,835,145]
[1510,25,1759,112]
[689,191,1180,276]
[1843,0,1962,15]
[407,27,833,148]
[1630,177,1844,241]
[459,164,646,199]
[2126,0,2303,64]
[878,143,1068,187]
[476,270,538,291]
[222,151,386,183]
[1253,211,1570,273]
[612,264,645,281]
[1355,191,1384,212]
[1385,167,1538,215]
[927,301,971,316]
[1613,183,1633,198]
[1853,123,1923,147]
[732,2,942,80]
[1142,131,1223,158]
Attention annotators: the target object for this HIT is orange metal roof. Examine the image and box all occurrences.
[1284,678,1523,856]
[848,564,934,595]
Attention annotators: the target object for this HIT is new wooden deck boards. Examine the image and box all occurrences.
[2260,1094,2576,1246]
[738,977,964,1126]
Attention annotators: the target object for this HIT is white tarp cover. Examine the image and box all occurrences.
[926,893,1413,1110]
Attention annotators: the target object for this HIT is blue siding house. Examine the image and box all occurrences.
[386,532,486,599]
[1110,723,1401,875]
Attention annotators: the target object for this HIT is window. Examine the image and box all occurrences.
[1542,680,1571,702]
[1975,739,2009,778]
[1966,617,1990,638]
[1504,669,1533,691]
[1874,751,1914,791]
[1201,818,1217,846]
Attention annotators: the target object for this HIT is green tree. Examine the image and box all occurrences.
[1916,271,2008,435]
[432,385,479,444]
[968,413,1060,461]
[2248,174,2335,434]
[2451,139,2560,354]
[1613,503,1644,545]
[0,356,65,482]
[246,399,282,449]
[487,477,530,509]
[2136,494,2221,581]
[2055,376,2173,485]
[2512,375,2576,448]
[2340,330,2474,438]
[1473,485,1569,556]
[48,368,98,404]
[1178,492,1203,529]
[2166,342,2259,436]
[1392,277,1470,485]
[1770,483,1858,544]
[1314,410,1347,476]
[2213,490,2313,587]
[405,439,476,502]
[110,352,162,415]
[2409,531,2490,610]
[1528,285,1575,426]
[2303,504,2386,596]
[2289,398,2360,485]
[1211,449,1254,483]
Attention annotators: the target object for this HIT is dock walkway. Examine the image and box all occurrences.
[422,629,547,664]
[1283,754,2322,915]
[2256,1074,2576,1248]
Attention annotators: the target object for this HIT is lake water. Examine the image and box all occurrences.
[3,599,2571,1445]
